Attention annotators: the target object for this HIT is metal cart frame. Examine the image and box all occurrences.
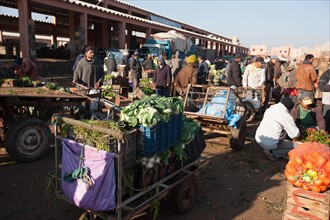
[52,115,209,220]
[183,85,248,151]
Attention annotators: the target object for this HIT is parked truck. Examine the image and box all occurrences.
[140,30,216,61]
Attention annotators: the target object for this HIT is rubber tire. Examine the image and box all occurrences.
[5,117,51,162]
[229,118,247,151]
[243,101,256,123]
[172,177,198,214]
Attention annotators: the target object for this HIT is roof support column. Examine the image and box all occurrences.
[80,12,88,46]
[215,43,219,57]
[126,24,132,49]
[146,27,151,39]
[118,21,126,49]
[17,0,30,59]
[51,16,57,47]
[102,18,109,49]
[68,11,76,58]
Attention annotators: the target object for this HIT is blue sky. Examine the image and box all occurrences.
[123,0,330,49]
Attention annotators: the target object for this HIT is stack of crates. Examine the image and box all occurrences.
[283,182,330,220]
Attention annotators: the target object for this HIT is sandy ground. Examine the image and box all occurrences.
[0,118,289,220]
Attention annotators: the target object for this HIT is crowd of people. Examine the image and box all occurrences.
[69,46,329,161]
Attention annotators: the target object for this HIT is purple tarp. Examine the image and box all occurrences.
[61,138,116,211]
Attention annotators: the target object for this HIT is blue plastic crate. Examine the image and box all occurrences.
[137,114,183,157]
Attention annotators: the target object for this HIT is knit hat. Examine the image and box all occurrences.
[84,46,94,53]
[186,54,198,64]
[280,97,294,110]
[157,55,165,65]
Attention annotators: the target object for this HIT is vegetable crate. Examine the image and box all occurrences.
[137,114,184,157]
[176,127,206,169]
[283,182,330,220]
[138,160,175,188]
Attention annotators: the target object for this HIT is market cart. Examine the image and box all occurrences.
[52,115,209,220]
[234,88,262,122]
[0,87,86,161]
[183,85,248,151]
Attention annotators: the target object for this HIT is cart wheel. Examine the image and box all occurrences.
[243,101,256,122]
[229,118,247,151]
[5,117,51,162]
[172,177,198,214]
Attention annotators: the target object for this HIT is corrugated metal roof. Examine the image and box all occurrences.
[62,0,239,46]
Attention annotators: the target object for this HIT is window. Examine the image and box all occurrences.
[260,49,263,52]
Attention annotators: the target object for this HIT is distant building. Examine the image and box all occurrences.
[271,44,293,58]
[249,45,270,56]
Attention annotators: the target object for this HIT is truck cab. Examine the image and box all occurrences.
[140,39,171,59]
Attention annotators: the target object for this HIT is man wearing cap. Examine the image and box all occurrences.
[227,54,242,87]
[291,95,326,131]
[130,51,142,92]
[295,54,318,102]
[242,56,266,90]
[174,54,198,97]
[255,97,300,160]
[152,55,172,97]
[73,46,104,89]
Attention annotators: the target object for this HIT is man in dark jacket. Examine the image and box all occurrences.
[73,46,104,89]
[141,54,154,71]
[153,55,172,97]
[262,55,278,111]
[227,54,242,87]
[318,69,330,131]
[130,51,142,92]
[197,56,209,85]
[291,95,326,131]
[104,52,117,74]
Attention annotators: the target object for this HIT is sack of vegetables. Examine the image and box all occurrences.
[285,142,330,193]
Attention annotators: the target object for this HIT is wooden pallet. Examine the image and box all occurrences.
[283,182,330,220]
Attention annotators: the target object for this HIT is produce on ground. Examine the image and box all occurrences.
[120,95,184,127]
[294,127,330,145]
[285,142,330,192]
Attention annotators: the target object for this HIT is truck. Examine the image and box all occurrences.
[140,30,217,61]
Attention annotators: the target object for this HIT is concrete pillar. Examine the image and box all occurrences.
[0,30,2,43]
[68,11,76,59]
[102,18,109,49]
[215,43,220,57]
[118,21,126,49]
[126,24,132,49]
[17,0,30,59]
[51,16,57,47]
[80,12,88,46]
[146,27,151,39]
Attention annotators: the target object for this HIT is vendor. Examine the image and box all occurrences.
[14,57,41,80]
[291,95,326,131]
[255,97,300,160]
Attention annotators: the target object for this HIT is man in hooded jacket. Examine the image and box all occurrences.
[153,55,172,97]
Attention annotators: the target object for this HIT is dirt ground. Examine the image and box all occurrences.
[0,118,289,220]
[0,76,290,220]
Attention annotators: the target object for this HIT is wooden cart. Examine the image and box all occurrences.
[183,85,249,151]
[0,87,86,161]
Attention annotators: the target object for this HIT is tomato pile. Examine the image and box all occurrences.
[285,142,330,193]
[294,127,330,145]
